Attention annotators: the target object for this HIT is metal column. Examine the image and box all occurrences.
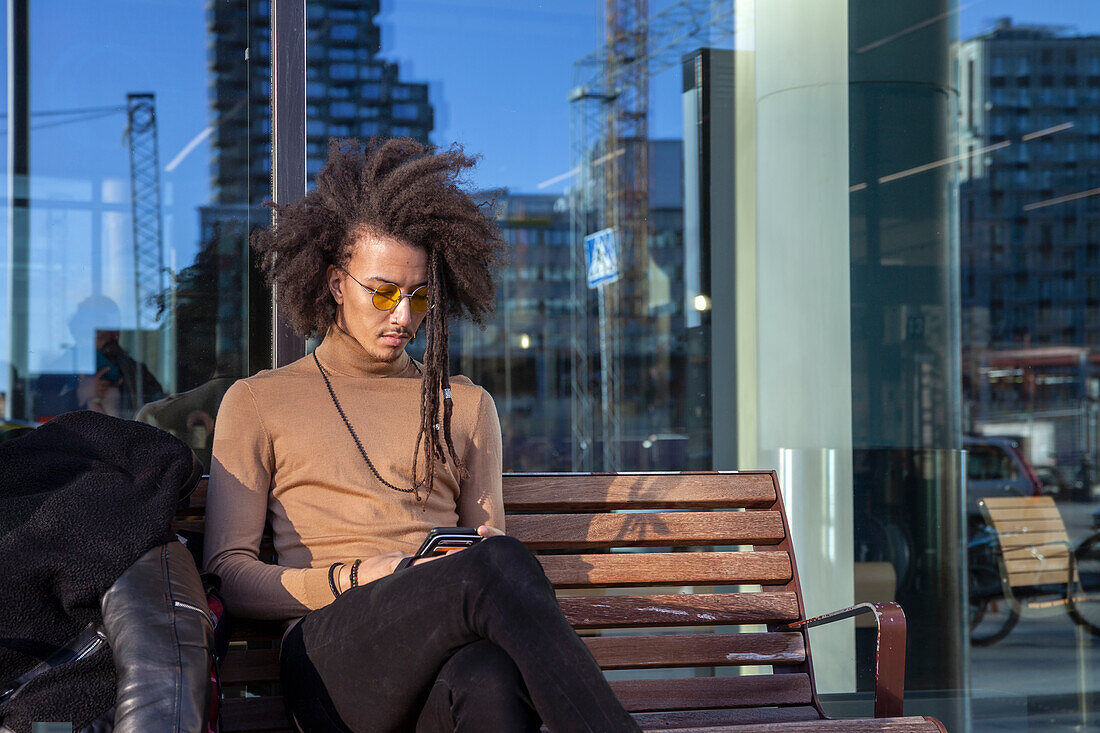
[6,0,30,421]
[271,0,307,367]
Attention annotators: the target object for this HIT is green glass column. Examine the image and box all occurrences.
[848,0,967,726]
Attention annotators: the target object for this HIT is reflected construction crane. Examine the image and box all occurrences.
[125,93,164,333]
[125,93,165,404]
[568,0,734,471]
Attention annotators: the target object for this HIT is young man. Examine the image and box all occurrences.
[204,138,639,732]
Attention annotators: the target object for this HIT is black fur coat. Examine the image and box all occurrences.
[0,411,199,732]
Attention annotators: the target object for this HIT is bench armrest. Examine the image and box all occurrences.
[782,601,906,719]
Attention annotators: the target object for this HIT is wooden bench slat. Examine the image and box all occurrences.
[1002,543,1071,561]
[173,518,206,534]
[187,480,209,510]
[220,693,940,732]
[982,496,1057,509]
[996,531,1071,549]
[1002,554,1071,572]
[1008,568,1075,587]
[611,673,812,712]
[672,719,946,732]
[559,592,801,628]
[585,632,806,669]
[221,696,294,732]
[507,511,785,549]
[222,631,809,684]
[222,593,805,637]
[985,506,1062,522]
[502,472,777,510]
[635,706,823,730]
[993,524,1069,539]
[540,551,792,588]
[229,618,288,642]
[222,648,281,685]
[988,518,1067,534]
[189,473,779,513]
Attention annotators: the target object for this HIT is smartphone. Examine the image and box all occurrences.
[95,350,122,385]
[413,526,482,559]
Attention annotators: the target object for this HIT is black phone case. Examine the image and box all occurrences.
[414,526,482,558]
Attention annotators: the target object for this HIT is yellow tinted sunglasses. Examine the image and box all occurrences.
[339,267,430,313]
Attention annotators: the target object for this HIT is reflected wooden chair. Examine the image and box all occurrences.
[978,495,1100,638]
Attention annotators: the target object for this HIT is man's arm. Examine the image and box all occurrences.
[455,387,505,533]
[204,380,347,619]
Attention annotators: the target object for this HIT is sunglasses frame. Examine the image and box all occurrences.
[338,267,431,313]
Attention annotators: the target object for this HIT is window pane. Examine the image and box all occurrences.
[2,0,270,469]
[302,0,721,476]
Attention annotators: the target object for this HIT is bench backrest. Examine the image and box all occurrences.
[979,495,1073,589]
[178,471,826,730]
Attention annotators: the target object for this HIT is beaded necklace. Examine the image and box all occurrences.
[314,351,426,499]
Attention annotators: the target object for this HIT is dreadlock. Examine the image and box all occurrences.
[251,137,506,503]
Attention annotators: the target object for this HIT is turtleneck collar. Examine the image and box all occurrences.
[313,324,418,378]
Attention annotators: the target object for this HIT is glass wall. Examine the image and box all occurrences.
[295,0,718,475]
[955,2,1100,729]
[11,0,1100,729]
[348,0,1099,728]
[2,0,268,467]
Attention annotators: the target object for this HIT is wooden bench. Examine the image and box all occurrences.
[977,495,1100,638]
[979,496,1075,594]
[176,471,948,731]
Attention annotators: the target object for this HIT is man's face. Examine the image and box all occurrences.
[328,231,430,364]
[95,329,121,352]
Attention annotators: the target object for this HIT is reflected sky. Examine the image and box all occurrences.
[2,0,1100,390]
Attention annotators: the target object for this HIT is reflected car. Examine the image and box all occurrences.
[1034,464,1073,499]
[964,435,1042,518]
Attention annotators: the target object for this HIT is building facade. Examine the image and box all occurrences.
[960,19,1100,464]
[208,0,433,204]
[187,0,436,388]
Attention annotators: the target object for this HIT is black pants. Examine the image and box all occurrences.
[279,536,639,733]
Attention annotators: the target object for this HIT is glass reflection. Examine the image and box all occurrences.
[2,0,265,469]
[958,4,1100,729]
[8,0,1100,727]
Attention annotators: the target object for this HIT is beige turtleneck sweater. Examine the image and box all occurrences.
[203,325,503,621]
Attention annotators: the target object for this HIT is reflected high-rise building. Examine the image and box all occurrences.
[186,0,436,386]
[961,17,1100,349]
[960,18,1100,465]
[209,0,434,204]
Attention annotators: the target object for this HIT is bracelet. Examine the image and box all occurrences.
[350,558,362,588]
[328,562,343,598]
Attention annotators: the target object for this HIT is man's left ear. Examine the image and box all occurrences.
[326,265,343,305]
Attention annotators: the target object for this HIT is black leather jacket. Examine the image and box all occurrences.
[0,541,213,733]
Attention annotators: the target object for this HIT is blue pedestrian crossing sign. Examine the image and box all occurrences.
[584,228,620,289]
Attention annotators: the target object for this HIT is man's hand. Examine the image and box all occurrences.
[77,367,121,415]
[77,367,111,405]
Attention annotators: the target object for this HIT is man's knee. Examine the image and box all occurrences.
[468,535,542,578]
[439,640,524,699]
[447,535,555,606]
